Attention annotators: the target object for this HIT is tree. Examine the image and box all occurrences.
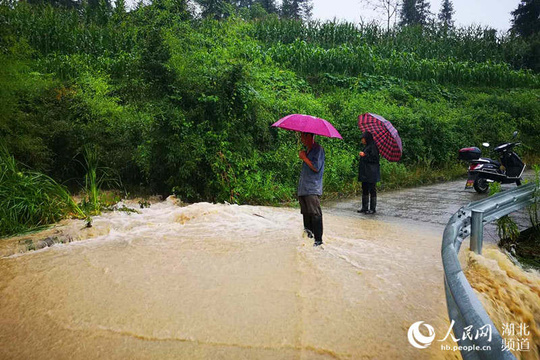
[399,0,432,27]
[438,0,454,29]
[168,0,190,16]
[112,0,126,21]
[197,0,234,19]
[256,0,277,14]
[511,0,540,72]
[399,0,418,26]
[234,0,253,8]
[281,0,311,20]
[149,0,190,18]
[88,0,112,11]
[281,0,301,19]
[234,0,278,16]
[415,0,431,26]
[26,0,80,8]
[301,0,313,20]
[85,0,112,25]
[511,0,540,38]
[360,0,400,31]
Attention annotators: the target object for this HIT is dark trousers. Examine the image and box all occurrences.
[298,195,323,244]
[362,182,376,197]
[361,182,377,212]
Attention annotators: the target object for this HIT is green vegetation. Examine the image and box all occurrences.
[494,165,540,270]
[0,0,539,236]
[79,145,123,215]
[0,147,84,236]
[517,165,540,270]
[529,165,540,230]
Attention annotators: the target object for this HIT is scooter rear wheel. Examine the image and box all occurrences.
[473,178,489,194]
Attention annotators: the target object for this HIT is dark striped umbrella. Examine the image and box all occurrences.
[358,113,402,162]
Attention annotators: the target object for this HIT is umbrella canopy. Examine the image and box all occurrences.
[272,114,343,139]
[358,113,402,162]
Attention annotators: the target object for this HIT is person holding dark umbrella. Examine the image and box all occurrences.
[356,113,403,214]
[357,131,380,214]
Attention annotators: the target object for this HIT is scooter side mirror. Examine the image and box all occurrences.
[513,131,518,138]
[482,142,490,148]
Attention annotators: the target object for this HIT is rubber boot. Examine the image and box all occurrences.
[312,215,323,246]
[367,196,377,214]
[357,195,369,213]
[303,214,313,238]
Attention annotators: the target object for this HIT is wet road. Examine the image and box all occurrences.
[0,172,537,360]
[325,172,536,244]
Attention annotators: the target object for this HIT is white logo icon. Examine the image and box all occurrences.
[408,321,436,349]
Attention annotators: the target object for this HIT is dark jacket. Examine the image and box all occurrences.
[358,132,381,183]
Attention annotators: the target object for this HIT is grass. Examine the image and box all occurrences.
[0,147,85,238]
[78,145,123,216]
[321,161,466,200]
[0,145,128,238]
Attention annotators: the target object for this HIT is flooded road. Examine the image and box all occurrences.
[0,199,456,360]
[0,177,538,359]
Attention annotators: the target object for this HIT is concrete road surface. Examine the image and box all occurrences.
[325,171,536,244]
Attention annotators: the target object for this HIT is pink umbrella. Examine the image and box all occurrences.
[271,114,343,139]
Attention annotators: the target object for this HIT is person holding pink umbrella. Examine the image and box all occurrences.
[272,114,343,247]
[297,132,325,246]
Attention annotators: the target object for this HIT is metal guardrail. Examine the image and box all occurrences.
[442,182,536,360]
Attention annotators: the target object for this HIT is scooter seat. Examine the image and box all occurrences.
[477,158,501,167]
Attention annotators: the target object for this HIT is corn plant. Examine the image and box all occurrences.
[264,40,540,87]
[252,18,532,70]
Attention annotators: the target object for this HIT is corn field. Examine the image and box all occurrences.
[265,39,539,87]
[253,18,533,69]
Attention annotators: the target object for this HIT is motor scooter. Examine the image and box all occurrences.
[458,131,526,194]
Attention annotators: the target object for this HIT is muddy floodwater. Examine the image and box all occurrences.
[0,197,538,359]
[464,247,540,360]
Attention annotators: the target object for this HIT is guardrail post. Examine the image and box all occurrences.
[470,209,484,255]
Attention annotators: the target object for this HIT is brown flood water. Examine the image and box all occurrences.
[0,198,535,359]
[463,246,540,359]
